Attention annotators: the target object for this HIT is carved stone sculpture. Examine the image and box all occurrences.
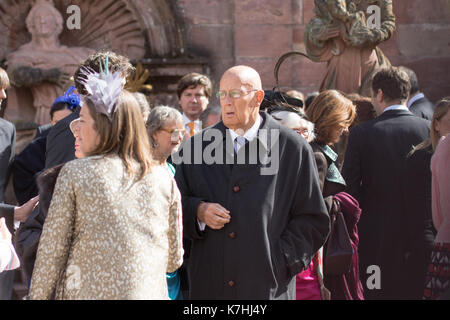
[5,0,92,125]
[305,0,396,96]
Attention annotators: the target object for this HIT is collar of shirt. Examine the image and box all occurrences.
[183,113,202,131]
[407,92,425,109]
[383,104,409,113]
[228,115,262,144]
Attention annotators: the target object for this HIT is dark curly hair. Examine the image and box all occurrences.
[74,51,135,95]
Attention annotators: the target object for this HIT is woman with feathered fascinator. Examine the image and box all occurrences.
[29,58,184,300]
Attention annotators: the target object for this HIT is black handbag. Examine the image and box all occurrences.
[324,198,354,275]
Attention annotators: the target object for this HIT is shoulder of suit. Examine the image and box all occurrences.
[0,117,15,132]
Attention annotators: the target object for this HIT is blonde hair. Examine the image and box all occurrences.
[409,97,450,156]
[306,90,356,145]
[85,90,153,179]
[0,67,10,89]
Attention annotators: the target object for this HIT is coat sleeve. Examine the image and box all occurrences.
[167,177,184,273]
[0,124,16,234]
[29,164,76,300]
[0,204,16,235]
[342,126,363,202]
[174,161,207,240]
[45,109,79,169]
[279,144,330,276]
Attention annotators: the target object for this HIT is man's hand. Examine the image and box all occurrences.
[197,202,231,230]
[0,218,12,242]
[13,196,39,223]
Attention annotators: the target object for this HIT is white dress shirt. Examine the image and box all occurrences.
[183,113,202,136]
[407,93,425,109]
[229,115,262,153]
[383,104,409,114]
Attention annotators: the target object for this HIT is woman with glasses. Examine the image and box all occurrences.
[146,106,186,175]
[146,106,186,300]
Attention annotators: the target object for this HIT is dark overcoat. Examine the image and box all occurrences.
[342,109,430,299]
[409,96,434,121]
[0,117,16,233]
[174,112,329,300]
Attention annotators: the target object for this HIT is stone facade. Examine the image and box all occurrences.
[178,0,450,104]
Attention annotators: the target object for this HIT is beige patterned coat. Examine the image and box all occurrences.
[29,155,183,300]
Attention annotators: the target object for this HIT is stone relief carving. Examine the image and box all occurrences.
[0,0,185,125]
[6,0,92,125]
[305,0,396,96]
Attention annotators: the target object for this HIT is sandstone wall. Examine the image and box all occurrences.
[177,0,450,103]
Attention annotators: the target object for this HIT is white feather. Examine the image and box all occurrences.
[78,66,124,118]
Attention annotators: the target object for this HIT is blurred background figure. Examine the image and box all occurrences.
[200,105,221,129]
[304,91,319,111]
[285,90,305,106]
[401,66,435,121]
[177,73,212,137]
[268,104,315,142]
[13,87,80,206]
[132,91,151,123]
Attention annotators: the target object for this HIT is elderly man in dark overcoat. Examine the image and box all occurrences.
[174,65,330,300]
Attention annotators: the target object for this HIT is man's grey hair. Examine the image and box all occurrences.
[146,105,183,147]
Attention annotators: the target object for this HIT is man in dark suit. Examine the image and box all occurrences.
[175,65,329,299]
[0,67,38,299]
[342,67,431,299]
[401,66,435,121]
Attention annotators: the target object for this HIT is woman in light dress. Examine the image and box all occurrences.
[29,70,183,299]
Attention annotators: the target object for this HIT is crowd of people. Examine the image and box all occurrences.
[0,50,448,300]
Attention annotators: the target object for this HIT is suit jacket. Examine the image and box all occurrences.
[12,125,51,205]
[174,112,330,300]
[0,118,16,234]
[342,109,430,299]
[409,96,434,121]
[45,108,79,169]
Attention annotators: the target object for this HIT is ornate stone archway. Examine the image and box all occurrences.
[0,0,185,62]
[0,0,206,131]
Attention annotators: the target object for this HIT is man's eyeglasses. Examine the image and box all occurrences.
[216,89,258,100]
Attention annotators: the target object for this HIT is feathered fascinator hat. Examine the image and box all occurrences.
[51,86,81,111]
[77,56,125,121]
